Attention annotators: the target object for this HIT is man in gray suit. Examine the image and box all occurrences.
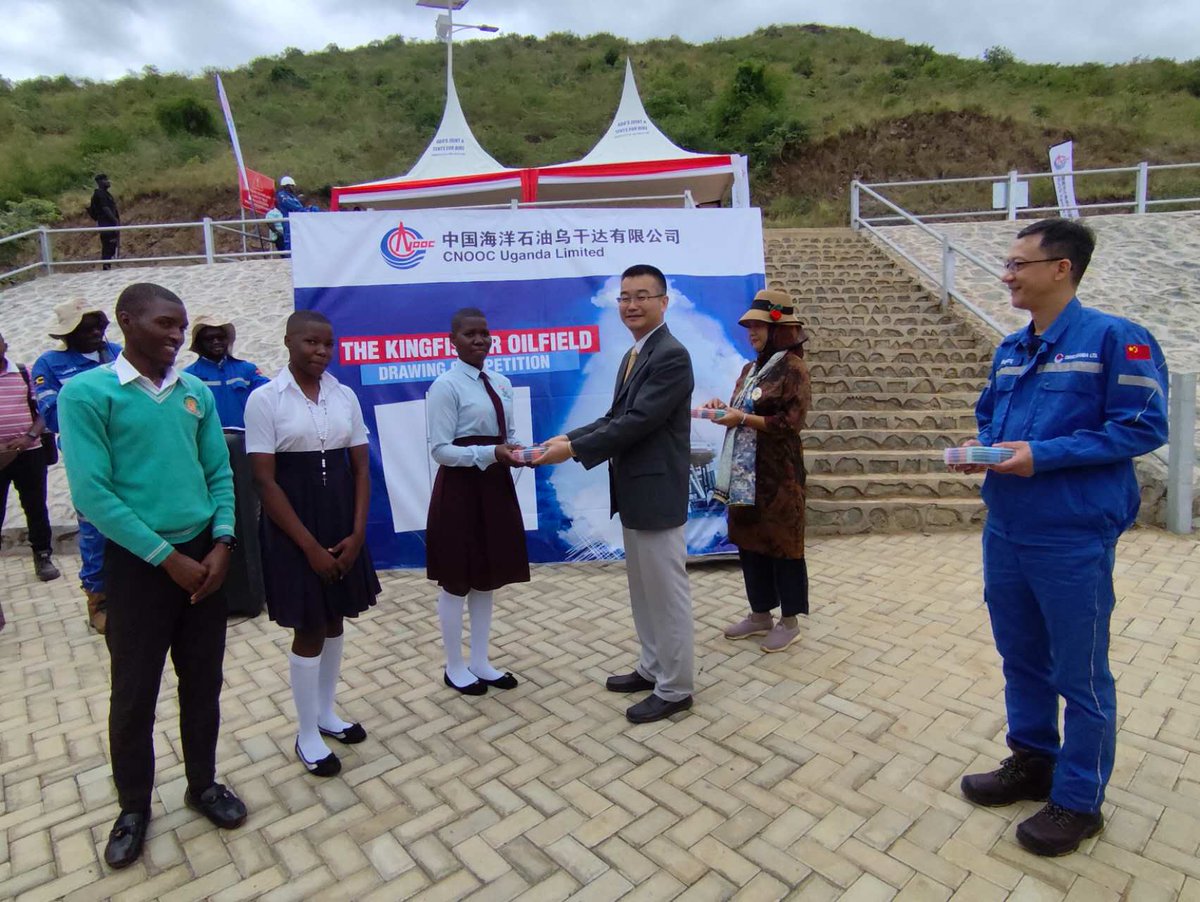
[537,263,695,723]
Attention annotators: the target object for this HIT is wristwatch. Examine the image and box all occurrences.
[214,535,238,551]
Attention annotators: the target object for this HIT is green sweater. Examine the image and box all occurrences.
[59,364,235,566]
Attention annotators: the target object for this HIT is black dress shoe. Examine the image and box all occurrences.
[626,694,693,724]
[605,672,655,693]
[473,671,518,690]
[104,810,148,869]
[184,783,247,829]
[319,722,368,744]
[444,670,487,695]
[1016,802,1104,856]
[296,739,342,777]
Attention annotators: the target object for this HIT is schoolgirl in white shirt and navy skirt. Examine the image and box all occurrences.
[245,310,381,776]
[425,307,530,694]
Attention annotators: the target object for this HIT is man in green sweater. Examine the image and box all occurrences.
[59,282,247,869]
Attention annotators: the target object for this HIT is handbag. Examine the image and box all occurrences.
[16,364,59,466]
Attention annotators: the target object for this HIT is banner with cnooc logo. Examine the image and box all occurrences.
[291,208,766,569]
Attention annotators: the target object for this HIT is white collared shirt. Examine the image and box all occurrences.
[425,358,518,469]
[631,322,664,355]
[243,366,367,454]
[113,353,180,398]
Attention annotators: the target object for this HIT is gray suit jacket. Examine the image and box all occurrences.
[568,325,694,530]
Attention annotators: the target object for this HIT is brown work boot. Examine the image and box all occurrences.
[1016,802,1104,856]
[724,611,773,640]
[760,617,801,653]
[961,750,1054,807]
[85,590,107,635]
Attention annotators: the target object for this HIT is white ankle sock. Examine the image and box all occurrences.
[467,590,505,682]
[317,634,353,732]
[437,590,475,687]
[288,651,331,762]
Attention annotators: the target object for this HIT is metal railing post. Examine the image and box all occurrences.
[1135,161,1149,214]
[850,180,861,229]
[940,235,954,312]
[39,227,53,274]
[202,217,215,264]
[1006,170,1019,221]
[1165,372,1197,534]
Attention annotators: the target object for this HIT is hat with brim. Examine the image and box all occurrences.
[48,298,107,339]
[737,289,802,326]
[190,315,236,354]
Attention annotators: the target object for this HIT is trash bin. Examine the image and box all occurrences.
[223,429,265,617]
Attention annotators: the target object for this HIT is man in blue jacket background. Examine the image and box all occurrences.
[956,218,1170,856]
[183,316,269,429]
[274,175,320,252]
[32,299,122,633]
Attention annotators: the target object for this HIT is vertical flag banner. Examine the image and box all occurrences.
[214,74,250,200]
[1049,140,1080,219]
[291,209,766,569]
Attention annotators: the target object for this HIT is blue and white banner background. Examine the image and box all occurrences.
[291,208,766,569]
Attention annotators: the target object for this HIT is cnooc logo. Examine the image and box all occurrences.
[380,222,436,270]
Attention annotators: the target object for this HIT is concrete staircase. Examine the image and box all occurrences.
[765,229,994,535]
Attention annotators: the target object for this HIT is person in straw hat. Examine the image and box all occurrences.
[701,288,813,653]
[31,298,122,633]
[183,315,269,429]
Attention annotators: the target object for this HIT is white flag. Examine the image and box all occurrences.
[1049,141,1080,219]
[215,74,249,196]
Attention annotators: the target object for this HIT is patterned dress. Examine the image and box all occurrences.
[726,351,811,559]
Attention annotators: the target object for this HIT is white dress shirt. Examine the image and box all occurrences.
[114,353,180,397]
[426,359,518,470]
[244,366,367,454]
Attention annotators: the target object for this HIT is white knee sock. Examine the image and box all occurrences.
[437,590,474,687]
[288,651,331,761]
[467,590,505,682]
[317,634,353,732]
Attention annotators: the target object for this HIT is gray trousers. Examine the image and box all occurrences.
[622,524,694,702]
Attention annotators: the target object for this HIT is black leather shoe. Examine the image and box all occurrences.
[185,783,247,829]
[319,722,367,744]
[626,694,693,724]
[1016,802,1104,856]
[606,672,655,693]
[961,751,1054,807]
[104,810,148,869]
[444,670,487,695]
[296,739,342,777]
[473,671,518,690]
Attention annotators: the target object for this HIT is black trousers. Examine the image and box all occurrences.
[0,450,52,553]
[739,548,809,617]
[105,535,227,813]
[99,230,119,269]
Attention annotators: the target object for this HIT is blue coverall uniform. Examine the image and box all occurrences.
[31,341,122,593]
[183,356,269,429]
[975,297,1169,813]
[274,190,319,251]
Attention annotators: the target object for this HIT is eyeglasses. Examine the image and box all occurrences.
[616,293,666,305]
[1002,257,1065,273]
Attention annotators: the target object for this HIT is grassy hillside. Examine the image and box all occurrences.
[2,24,1199,237]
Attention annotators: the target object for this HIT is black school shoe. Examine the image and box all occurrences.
[184,783,247,829]
[626,694,693,724]
[444,670,487,696]
[104,810,149,869]
[473,671,519,690]
[295,739,342,777]
[1016,802,1104,856]
[961,752,1054,807]
[605,672,655,693]
[319,723,367,744]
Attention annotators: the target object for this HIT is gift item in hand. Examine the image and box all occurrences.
[691,407,727,420]
[943,445,1015,465]
[513,445,548,463]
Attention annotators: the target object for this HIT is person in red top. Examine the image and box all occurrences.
[0,330,61,588]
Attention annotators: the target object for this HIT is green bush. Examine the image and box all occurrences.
[0,198,61,266]
[155,97,218,137]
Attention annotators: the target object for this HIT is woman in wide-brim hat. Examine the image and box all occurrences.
[702,288,813,653]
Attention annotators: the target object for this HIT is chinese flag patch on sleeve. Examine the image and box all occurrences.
[1125,343,1151,360]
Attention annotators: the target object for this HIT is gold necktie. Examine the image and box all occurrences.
[622,349,638,384]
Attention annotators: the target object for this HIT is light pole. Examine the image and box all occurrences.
[415,0,498,80]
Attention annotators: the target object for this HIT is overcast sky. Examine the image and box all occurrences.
[3,0,1198,83]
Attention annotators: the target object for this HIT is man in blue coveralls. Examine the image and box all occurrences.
[955,218,1169,856]
[32,299,122,633]
[183,316,269,429]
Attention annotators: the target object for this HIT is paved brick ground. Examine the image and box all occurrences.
[2,529,1199,901]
